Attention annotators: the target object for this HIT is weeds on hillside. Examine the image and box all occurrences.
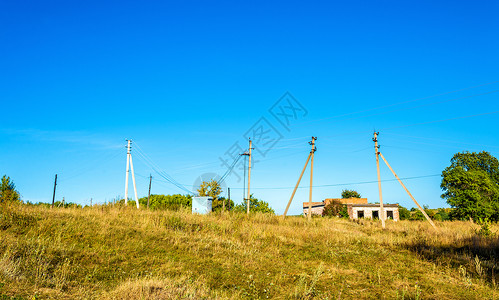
[0,204,498,299]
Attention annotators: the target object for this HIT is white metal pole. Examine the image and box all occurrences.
[129,151,140,209]
[247,139,252,214]
[125,140,131,206]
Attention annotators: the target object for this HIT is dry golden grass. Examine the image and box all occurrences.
[0,203,498,299]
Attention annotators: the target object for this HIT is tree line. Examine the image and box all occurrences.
[2,150,499,221]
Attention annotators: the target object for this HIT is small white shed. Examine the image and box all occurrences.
[192,196,213,214]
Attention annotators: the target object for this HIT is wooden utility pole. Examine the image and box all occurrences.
[373,132,386,229]
[147,174,152,209]
[51,174,57,208]
[283,153,311,218]
[247,138,252,215]
[379,152,436,229]
[307,137,317,220]
[283,136,317,219]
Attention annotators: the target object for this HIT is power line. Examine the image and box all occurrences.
[133,142,194,195]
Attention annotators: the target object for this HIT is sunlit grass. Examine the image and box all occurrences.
[0,203,498,299]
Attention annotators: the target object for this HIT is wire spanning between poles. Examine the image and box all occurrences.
[218,154,243,185]
[133,142,194,195]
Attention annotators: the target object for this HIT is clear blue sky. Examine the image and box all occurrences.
[1,0,498,215]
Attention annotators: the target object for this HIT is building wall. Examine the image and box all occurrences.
[350,206,399,221]
[325,198,368,205]
[303,206,324,216]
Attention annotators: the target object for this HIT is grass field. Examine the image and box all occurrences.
[0,204,498,299]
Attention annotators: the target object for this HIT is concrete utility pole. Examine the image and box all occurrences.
[125,140,131,206]
[308,137,317,221]
[247,138,252,215]
[373,132,386,229]
[124,139,140,209]
[379,152,436,229]
[228,187,231,211]
[51,174,57,208]
[147,174,152,209]
[283,136,317,219]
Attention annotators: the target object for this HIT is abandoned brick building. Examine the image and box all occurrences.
[303,197,400,221]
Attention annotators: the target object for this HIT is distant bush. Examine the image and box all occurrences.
[233,194,274,214]
[322,200,348,218]
[137,194,192,210]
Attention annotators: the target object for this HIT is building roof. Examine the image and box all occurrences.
[348,203,399,208]
[302,202,325,208]
[325,198,368,205]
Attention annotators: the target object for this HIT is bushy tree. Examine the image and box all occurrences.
[212,197,235,212]
[197,180,222,200]
[341,189,361,198]
[322,200,348,218]
[441,151,499,221]
[234,194,274,214]
[398,206,411,220]
[138,194,192,210]
[0,175,20,203]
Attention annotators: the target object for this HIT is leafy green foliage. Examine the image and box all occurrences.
[398,206,411,220]
[197,180,222,200]
[233,194,275,214]
[211,197,234,212]
[322,200,348,218]
[341,189,361,198]
[441,151,499,222]
[0,175,20,204]
[137,194,192,210]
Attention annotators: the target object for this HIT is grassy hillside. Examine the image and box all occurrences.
[0,204,498,299]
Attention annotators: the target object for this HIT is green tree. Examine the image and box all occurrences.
[341,189,361,198]
[212,197,235,212]
[234,194,274,214]
[197,180,222,200]
[322,200,348,218]
[441,151,499,222]
[138,194,192,210]
[398,206,411,220]
[0,175,20,203]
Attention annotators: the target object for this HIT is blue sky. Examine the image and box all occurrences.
[1,0,498,214]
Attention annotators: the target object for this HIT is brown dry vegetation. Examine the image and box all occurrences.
[0,203,498,299]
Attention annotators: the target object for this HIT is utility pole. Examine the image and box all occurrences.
[373,132,386,229]
[125,140,131,206]
[90,198,92,207]
[307,137,317,220]
[51,174,57,208]
[147,174,152,209]
[62,197,65,207]
[247,138,253,215]
[228,187,231,211]
[222,195,225,212]
[124,139,140,209]
[379,152,436,229]
[283,136,317,219]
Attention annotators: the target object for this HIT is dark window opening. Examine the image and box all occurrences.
[372,210,379,219]
[387,210,394,219]
[357,210,364,218]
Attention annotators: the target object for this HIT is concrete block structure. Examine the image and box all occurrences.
[347,203,399,221]
[303,198,399,221]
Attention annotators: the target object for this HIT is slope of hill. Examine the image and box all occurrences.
[0,204,497,299]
